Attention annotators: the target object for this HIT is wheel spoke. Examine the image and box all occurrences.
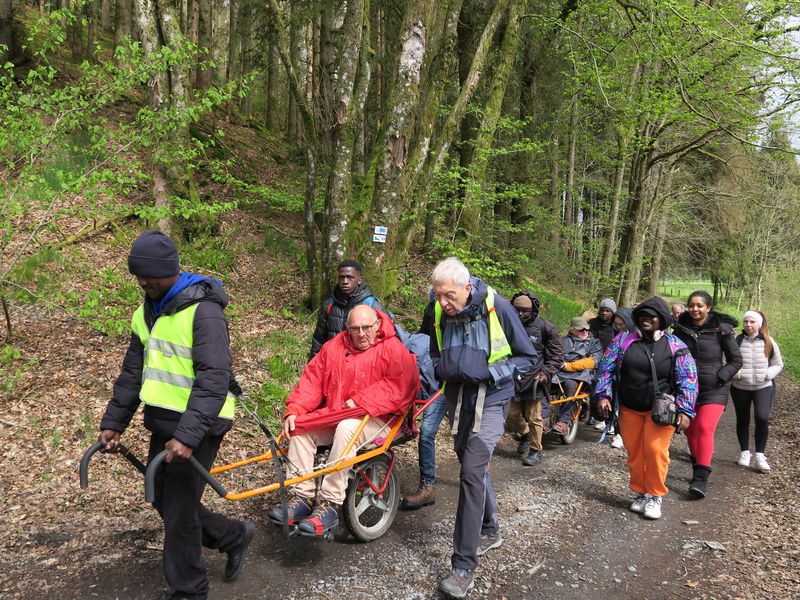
[355,495,372,517]
[372,499,390,512]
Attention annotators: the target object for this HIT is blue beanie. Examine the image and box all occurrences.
[127,230,180,278]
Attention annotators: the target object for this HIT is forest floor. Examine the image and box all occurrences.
[1,221,799,599]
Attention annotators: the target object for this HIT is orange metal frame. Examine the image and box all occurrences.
[547,381,589,420]
[207,391,442,502]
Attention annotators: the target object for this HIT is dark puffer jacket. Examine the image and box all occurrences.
[431,277,538,410]
[309,282,387,359]
[510,291,563,394]
[672,311,743,406]
[100,280,234,448]
[589,315,616,350]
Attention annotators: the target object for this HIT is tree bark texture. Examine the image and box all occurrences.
[134,0,197,237]
[460,0,524,246]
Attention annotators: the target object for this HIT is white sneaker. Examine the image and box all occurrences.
[630,493,649,514]
[594,420,606,431]
[738,450,751,467]
[643,495,663,520]
[611,434,625,449]
[754,453,771,472]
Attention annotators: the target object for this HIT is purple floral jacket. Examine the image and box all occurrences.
[593,330,699,418]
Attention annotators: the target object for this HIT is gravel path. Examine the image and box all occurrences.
[53,380,799,600]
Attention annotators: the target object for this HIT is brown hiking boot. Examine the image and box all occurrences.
[400,480,435,510]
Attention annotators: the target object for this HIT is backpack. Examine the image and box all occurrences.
[394,323,439,400]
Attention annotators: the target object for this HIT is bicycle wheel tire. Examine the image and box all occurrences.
[561,417,580,445]
[343,454,399,542]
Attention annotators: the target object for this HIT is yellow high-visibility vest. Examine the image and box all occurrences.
[433,286,513,363]
[131,303,235,420]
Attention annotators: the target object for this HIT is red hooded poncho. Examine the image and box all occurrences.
[286,310,420,435]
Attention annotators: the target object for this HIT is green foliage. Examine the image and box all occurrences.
[243,383,286,433]
[527,285,586,335]
[762,267,800,381]
[0,344,37,396]
[63,267,141,337]
[181,236,238,277]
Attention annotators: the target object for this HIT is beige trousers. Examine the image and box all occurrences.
[286,417,387,505]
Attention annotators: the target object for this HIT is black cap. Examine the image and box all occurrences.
[638,307,659,318]
[127,230,179,278]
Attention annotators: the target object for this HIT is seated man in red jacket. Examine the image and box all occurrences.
[267,304,420,535]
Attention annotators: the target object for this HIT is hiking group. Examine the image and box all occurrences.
[96,231,783,599]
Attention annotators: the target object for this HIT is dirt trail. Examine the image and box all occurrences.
[48,386,799,600]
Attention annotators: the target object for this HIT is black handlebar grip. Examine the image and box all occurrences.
[144,451,229,504]
[79,442,104,489]
[79,442,147,489]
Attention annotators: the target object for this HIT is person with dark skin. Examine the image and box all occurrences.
[672,291,743,498]
[506,291,563,467]
[589,298,617,350]
[309,259,388,360]
[594,297,698,520]
[99,230,255,600]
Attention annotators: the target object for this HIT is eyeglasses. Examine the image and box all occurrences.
[347,322,378,334]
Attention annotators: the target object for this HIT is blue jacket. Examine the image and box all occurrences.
[430,277,538,410]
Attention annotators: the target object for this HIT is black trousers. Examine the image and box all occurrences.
[148,432,245,599]
[730,386,774,454]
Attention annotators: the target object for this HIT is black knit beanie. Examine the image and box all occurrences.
[127,230,180,278]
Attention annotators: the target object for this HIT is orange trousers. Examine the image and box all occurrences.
[618,406,675,497]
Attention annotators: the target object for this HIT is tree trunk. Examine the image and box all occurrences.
[265,27,279,130]
[460,0,523,247]
[195,0,212,91]
[548,136,561,245]
[114,0,131,56]
[564,64,579,250]
[85,0,98,62]
[320,0,369,289]
[101,0,111,31]
[238,8,251,114]
[224,0,238,86]
[305,148,320,309]
[187,0,198,50]
[0,0,15,65]
[134,0,198,237]
[649,213,667,296]
[599,134,627,281]
[67,0,83,58]
[362,0,507,296]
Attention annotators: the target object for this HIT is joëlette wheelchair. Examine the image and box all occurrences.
[80,391,441,543]
[539,377,590,445]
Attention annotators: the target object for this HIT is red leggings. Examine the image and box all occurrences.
[685,403,726,467]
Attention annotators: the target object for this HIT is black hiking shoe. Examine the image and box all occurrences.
[516,432,531,455]
[522,450,543,466]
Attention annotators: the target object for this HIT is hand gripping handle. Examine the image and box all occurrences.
[144,450,229,504]
[79,441,147,489]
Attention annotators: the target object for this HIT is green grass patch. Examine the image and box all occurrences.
[528,285,585,335]
[657,279,712,302]
[181,236,237,277]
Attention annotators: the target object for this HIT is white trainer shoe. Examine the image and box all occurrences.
[594,420,606,431]
[643,495,663,520]
[611,434,625,449]
[630,493,649,514]
[754,453,771,472]
[738,450,751,467]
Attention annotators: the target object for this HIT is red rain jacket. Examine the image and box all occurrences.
[286,310,420,434]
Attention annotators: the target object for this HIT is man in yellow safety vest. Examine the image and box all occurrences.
[97,230,254,600]
[430,257,538,599]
